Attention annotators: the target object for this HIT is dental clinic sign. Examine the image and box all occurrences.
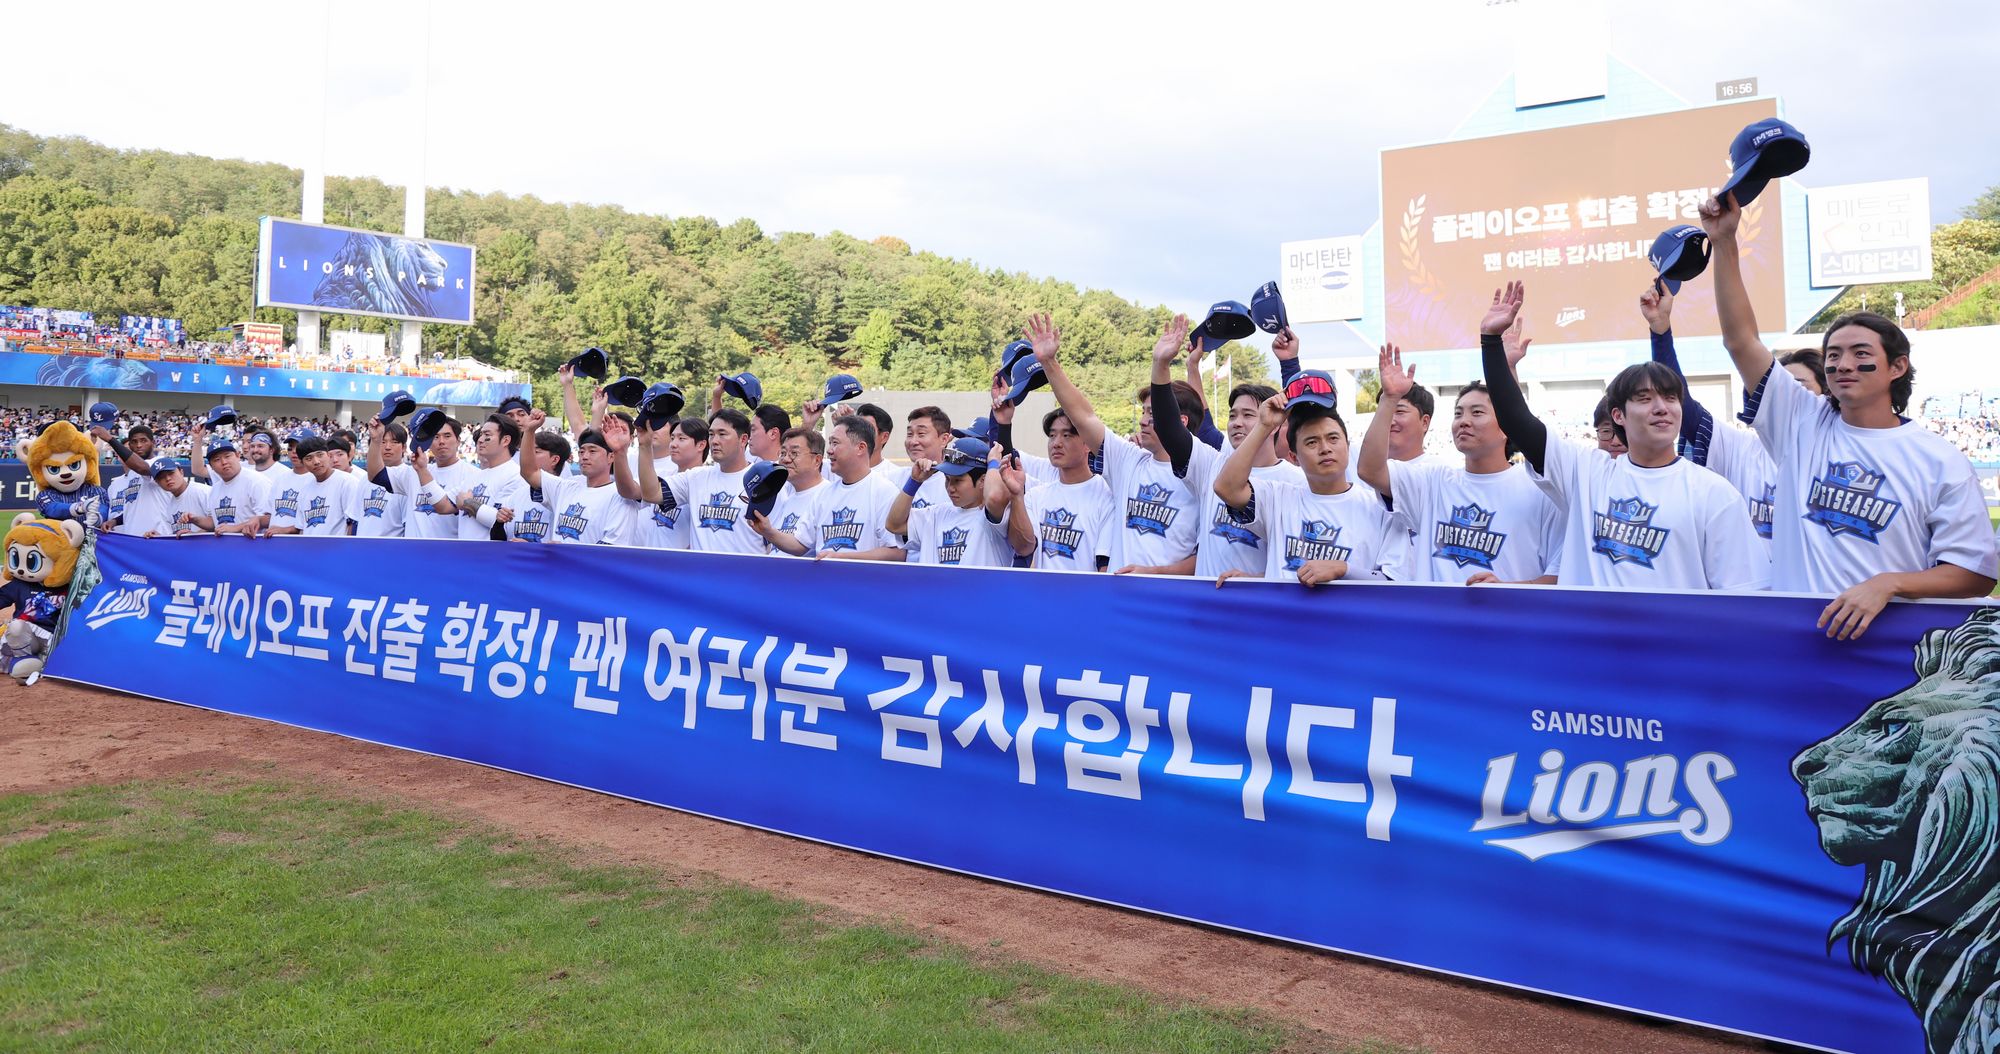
[1807,178,1934,287]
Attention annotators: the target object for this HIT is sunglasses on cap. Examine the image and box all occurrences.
[1284,374,1336,401]
[941,444,984,468]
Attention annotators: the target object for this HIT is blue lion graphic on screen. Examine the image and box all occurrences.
[312,232,450,319]
[1792,607,2000,1054]
[36,355,158,391]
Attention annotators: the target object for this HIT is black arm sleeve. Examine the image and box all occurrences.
[996,420,1017,456]
[1150,380,1195,477]
[371,468,392,490]
[1482,332,1549,474]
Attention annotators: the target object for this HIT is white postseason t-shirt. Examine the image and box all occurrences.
[907,501,1013,568]
[515,474,632,545]
[1750,363,1998,594]
[665,465,766,555]
[1702,420,1777,552]
[455,461,529,542]
[1387,459,1565,584]
[1099,432,1199,571]
[1023,475,1115,572]
[1187,443,1306,578]
[270,473,354,537]
[1530,437,1766,591]
[768,480,836,557]
[386,459,476,541]
[204,469,273,532]
[798,472,902,556]
[163,481,214,537]
[1228,478,1393,582]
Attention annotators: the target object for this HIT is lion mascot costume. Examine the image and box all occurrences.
[0,514,85,682]
[20,420,109,528]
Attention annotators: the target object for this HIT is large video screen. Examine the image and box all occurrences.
[257,218,477,326]
[1380,99,1787,350]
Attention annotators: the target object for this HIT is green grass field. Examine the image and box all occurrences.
[0,778,1405,1054]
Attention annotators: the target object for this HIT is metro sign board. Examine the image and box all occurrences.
[1279,236,1366,323]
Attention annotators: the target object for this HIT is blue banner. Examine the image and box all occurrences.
[51,536,1999,1054]
[0,461,127,509]
[257,217,477,325]
[0,349,526,406]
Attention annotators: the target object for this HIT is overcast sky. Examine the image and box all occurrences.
[9,0,1996,357]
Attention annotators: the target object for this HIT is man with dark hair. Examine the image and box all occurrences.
[855,403,897,479]
[244,430,284,476]
[631,418,709,551]
[1013,408,1115,571]
[143,457,213,539]
[749,404,791,463]
[265,437,354,537]
[375,412,476,541]
[887,437,1027,568]
[760,416,904,560]
[765,427,832,557]
[1359,346,1562,585]
[186,422,273,537]
[515,409,633,544]
[659,408,767,554]
[893,406,953,512]
[101,424,156,534]
[328,430,368,486]
[1702,193,1995,633]
[1480,281,1762,591]
[347,421,410,538]
[432,413,527,541]
[1591,396,1628,457]
[1032,313,1201,575]
[1213,391,1392,586]
[498,395,535,433]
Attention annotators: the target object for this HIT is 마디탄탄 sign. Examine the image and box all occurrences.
[1279,236,1367,323]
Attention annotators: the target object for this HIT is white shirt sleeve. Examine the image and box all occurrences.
[1526,432,1587,513]
[1746,358,1820,465]
[1701,477,1770,591]
[1925,460,2000,580]
[1385,457,1444,526]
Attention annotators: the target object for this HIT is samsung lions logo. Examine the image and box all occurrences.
[1039,507,1083,560]
[1125,482,1178,537]
[780,511,801,533]
[1283,520,1351,571]
[274,488,301,519]
[1592,497,1669,568]
[555,501,588,541]
[820,507,864,551]
[1805,461,1901,543]
[698,490,741,532]
[936,526,969,565]
[1433,503,1506,569]
[83,586,157,630]
[1474,747,1735,861]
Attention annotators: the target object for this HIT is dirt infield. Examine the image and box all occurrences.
[3,680,1775,1054]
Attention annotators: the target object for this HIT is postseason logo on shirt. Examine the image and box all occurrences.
[1283,520,1352,571]
[556,502,588,541]
[1434,503,1507,570]
[1039,508,1083,560]
[214,496,239,525]
[1592,497,1670,568]
[304,496,333,529]
[1804,461,1902,543]
[936,526,968,565]
[1749,484,1775,540]
[274,488,301,520]
[698,491,741,532]
[514,506,552,542]
[362,488,389,519]
[820,507,865,551]
[1126,483,1178,537]
[1207,503,1261,549]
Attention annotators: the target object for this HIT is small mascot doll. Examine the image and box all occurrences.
[20,420,109,529]
[0,514,84,681]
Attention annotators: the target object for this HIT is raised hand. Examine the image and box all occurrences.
[1698,192,1741,241]
[1024,313,1061,365]
[1502,313,1532,371]
[589,385,609,422]
[557,363,575,387]
[525,407,550,432]
[988,371,1015,425]
[1256,393,1287,433]
[1479,280,1525,336]
[367,416,385,439]
[909,457,937,482]
[1271,326,1300,361]
[801,398,825,432]
[999,453,1026,496]
[1378,343,1415,401]
[1152,314,1190,367]
[1638,284,1674,335]
[600,414,632,453]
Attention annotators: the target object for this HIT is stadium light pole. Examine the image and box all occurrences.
[296,0,333,363]
[399,0,435,370]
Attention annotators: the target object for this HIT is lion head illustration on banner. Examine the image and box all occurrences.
[1793,606,2000,1054]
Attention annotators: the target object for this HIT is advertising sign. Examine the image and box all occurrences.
[1279,236,1367,323]
[1808,178,1934,287]
[257,217,477,325]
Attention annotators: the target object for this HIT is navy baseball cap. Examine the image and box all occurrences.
[1648,225,1711,295]
[565,346,609,382]
[637,382,685,430]
[202,404,238,430]
[148,456,182,478]
[88,401,119,428]
[1190,301,1257,353]
[602,375,648,407]
[409,408,451,452]
[1719,118,1809,207]
[821,373,862,406]
[952,416,997,444]
[286,425,319,446]
[1249,281,1289,334]
[206,436,239,457]
[720,371,763,409]
[998,339,1035,376]
[377,390,417,423]
[497,394,533,416]
[742,460,789,519]
[1003,354,1047,406]
[936,436,992,477]
[1283,370,1339,410]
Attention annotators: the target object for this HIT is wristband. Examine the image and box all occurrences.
[901,477,923,497]
[986,459,1002,470]
[474,505,499,529]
